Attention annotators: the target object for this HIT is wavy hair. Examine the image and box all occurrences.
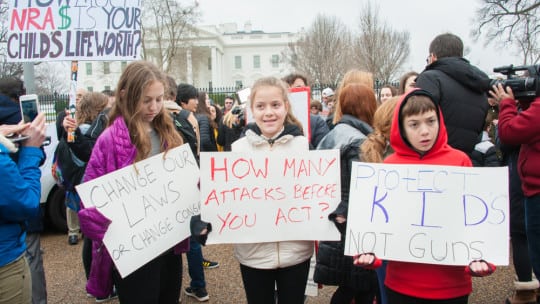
[360,96,399,163]
[333,69,374,124]
[109,61,183,163]
[76,92,108,125]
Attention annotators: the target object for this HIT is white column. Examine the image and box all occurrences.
[211,47,218,87]
[186,47,193,84]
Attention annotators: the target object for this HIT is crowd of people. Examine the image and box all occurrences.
[1,31,539,304]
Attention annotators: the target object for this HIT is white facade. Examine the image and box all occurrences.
[77,22,298,91]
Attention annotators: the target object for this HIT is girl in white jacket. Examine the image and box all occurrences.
[231,76,313,304]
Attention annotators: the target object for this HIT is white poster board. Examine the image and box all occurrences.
[76,144,200,278]
[199,150,341,244]
[345,162,509,266]
[7,1,142,62]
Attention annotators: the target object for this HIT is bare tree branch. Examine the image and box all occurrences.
[352,1,410,83]
[472,0,540,64]
[283,14,354,86]
[141,0,201,73]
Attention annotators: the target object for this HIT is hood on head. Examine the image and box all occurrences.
[390,88,448,158]
[426,57,491,93]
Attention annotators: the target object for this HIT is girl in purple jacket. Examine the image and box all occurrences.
[78,61,186,303]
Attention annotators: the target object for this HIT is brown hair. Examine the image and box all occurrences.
[249,77,303,133]
[76,92,108,124]
[360,96,399,163]
[429,33,464,58]
[399,71,419,95]
[333,69,374,124]
[109,61,183,163]
[400,95,437,119]
[333,83,377,126]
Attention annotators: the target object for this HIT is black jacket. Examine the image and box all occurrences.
[416,57,490,156]
[313,114,376,291]
[216,121,242,151]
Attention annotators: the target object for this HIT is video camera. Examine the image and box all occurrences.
[490,64,540,102]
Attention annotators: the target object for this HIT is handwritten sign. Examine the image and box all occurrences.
[7,0,142,62]
[200,150,341,244]
[344,162,509,266]
[76,144,200,278]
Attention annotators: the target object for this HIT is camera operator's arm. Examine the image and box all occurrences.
[497,84,540,145]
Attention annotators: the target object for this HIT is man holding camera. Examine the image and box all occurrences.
[416,33,490,158]
[495,79,540,286]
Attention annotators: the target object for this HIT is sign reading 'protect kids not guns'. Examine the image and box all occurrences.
[200,150,342,244]
[7,0,142,62]
[345,162,509,266]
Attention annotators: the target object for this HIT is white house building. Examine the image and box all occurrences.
[77,22,298,92]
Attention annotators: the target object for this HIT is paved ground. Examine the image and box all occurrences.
[41,230,516,303]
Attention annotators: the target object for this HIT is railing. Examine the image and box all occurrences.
[39,94,69,123]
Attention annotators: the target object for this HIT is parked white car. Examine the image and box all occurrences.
[40,123,66,231]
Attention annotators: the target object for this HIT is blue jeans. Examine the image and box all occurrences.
[525,194,540,279]
[186,236,206,289]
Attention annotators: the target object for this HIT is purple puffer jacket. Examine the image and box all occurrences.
[78,117,189,298]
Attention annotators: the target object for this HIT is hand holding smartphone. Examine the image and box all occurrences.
[19,94,40,123]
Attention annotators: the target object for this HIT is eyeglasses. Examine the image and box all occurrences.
[426,54,433,64]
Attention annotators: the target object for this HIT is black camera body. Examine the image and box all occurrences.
[490,64,540,102]
[231,106,246,128]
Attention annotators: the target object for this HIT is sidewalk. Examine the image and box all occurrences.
[41,231,514,303]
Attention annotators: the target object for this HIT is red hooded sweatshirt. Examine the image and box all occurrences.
[384,89,473,300]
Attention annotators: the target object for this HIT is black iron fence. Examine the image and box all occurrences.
[42,80,400,118]
[39,93,69,123]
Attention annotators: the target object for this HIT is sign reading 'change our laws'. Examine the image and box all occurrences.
[76,144,199,278]
[7,0,142,62]
[345,162,509,266]
[200,150,342,244]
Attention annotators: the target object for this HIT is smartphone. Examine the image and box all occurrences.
[19,94,40,123]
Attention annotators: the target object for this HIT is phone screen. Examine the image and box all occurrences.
[21,98,39,123]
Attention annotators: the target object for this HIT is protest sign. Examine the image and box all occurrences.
[344,162,509,266]
[76,144,199,278]
[200,150,341,244]
[7,0,142,62]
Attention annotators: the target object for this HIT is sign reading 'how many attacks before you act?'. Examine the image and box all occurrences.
[7,0,142,62]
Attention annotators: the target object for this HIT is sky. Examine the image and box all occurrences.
[196,0,521,78]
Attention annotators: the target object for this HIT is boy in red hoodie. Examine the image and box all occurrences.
[354,89,495,303]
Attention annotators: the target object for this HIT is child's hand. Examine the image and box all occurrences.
[465,260,496,277]
[353,253,382,269]
[334,215,346,224]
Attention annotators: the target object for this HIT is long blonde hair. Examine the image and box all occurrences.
[333,69,374,124]
[76,92,108,124]
[249,77,303,133]
[360,96,399,163]
[109,61,183,162]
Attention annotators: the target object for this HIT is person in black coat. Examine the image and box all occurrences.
[416,33,490,158]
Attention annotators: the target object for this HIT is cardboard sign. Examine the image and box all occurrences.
[7,0,142,62]
[76,144,200,278]
[200,150,341,244]
[344,162,509,266]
